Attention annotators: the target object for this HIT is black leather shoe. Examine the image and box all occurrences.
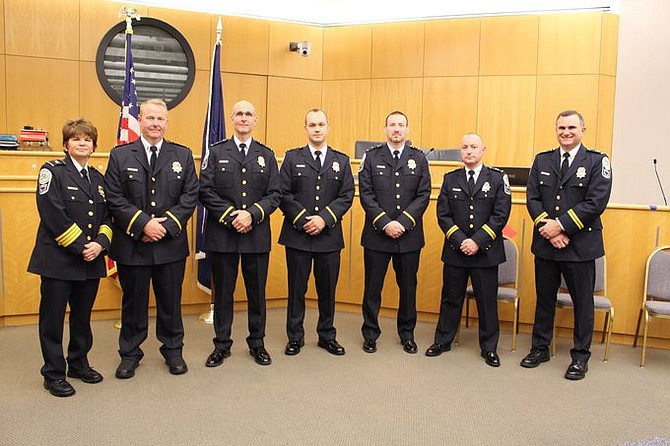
[115,358,140,379]
[67,367,103,383]
[43,378,75,397]
[520,349,550,368]
[481,351,501,367]
[425,342,451,357]
[249,346,272,365]
[318,339,345,356]
[284,340,305,356]
[206,349,231,367]
[401,339,418,354]
[363,339,377,353]
[165,356,188,375]
[564,360,588,380]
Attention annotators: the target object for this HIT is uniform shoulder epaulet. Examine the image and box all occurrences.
[45,159,66,168]
[113,141,134,150]
[445,167,464,177]
[285,147,301,153]
[165,139,190,150]
[407,144,422,152]
[255,140,274,153]
[210,138,228,148]
[538,148,556,155]
[586,148,606,156]
[89,164,100,173]
[367,144,384,153]
[489,166,505,174]
[330,148,350,158]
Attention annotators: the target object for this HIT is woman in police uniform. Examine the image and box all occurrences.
[28,119,112,397]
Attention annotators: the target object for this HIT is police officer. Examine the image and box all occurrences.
[425,133,511,367]
[278,109,354,356]
[521,110,612,380]
[105,99,199,379]
[29,118,112,397]
[359,110,431,354]
[199,100,281,367]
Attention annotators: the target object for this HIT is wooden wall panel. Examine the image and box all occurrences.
[476,76,537,167]
[371,21,425,79]
[79,0,148,62]
[533,74,599,153]
[268,22,322,80]
[322,79,371,157]
[480,15,539,76]
[163,68,210,152]
[266,76,322,155]
[421,76,478,149]
[538,13,602,75]
[221,16,270,76]
[80,61,123,152]
[369,78,424,146]
[322,25,372,81]
[424,18,480,77]
[596,75,616,154]
[221,73,269,142]
[600,13,619,77]
[0,55,6,133]
[5,0,79,59]
[0,0,5,53]
[5,56,80,144]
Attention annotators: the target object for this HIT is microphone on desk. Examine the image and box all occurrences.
[653,159,668,206]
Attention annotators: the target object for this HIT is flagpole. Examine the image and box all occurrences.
[197,17,225,325]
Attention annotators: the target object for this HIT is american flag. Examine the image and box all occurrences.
[116,32,140,145]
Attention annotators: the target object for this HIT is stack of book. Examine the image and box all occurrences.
[19,127,51,151]
[0,134,19,150]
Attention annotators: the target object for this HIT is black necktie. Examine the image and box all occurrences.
[150,146,157,171]
[560,152,570,179]
[314,150,322,171]
[80,168,90,183]
[239,142,247,158]
[393,150,400,165]
[468,170,475,195]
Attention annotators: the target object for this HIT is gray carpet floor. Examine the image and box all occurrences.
[1,307,669,445]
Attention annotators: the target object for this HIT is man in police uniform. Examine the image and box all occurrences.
[278,109,354,356]
[199,100,281,367]
[521,110,612,380]
[358,110,431,354]
[29,118,112,397]
[105,99,199,379]
[425,133,511,367]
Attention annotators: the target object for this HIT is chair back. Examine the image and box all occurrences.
[644,246,670,302]
[499,238,518,287]
[559,256,605,294]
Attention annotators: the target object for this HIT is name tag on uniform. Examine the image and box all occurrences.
[452,187,462,191]
[296,164,305,168]
[127,167,138,172]
[376,165,385,169]
[218,159,229,164]
[540,171,551,176]
[67,186,79,190]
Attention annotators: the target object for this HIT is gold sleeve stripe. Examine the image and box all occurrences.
[165,211,182,232]
[402,210,416,227]
[567,209,584,230]
[292,209,307,225]
[56,223,82,247]
[534,212,548,226]
[254,203,266,222]
[98,224,113,242]
[482,224,496,240]
[219,206,234,223]
[325,206,337,224]
[446,225,459,239]
[126,210,142,235]
[372,211,386,226]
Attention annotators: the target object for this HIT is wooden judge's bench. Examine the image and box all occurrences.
[1,150,669,350]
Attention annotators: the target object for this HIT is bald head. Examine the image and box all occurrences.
[230,100,258,139]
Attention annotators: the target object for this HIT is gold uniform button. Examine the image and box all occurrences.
[151,201,156,206]
[129,175,133,179]
[579,183,583,187]
[556,195,561,200]
[152,177,156,182]
[242,192,247,197]
[395,172,399,176]
[87,224,93,229]
[396,205,401,210]
[396,194,400,199]
[151,189,155,194]
[89,199,94,204]
[151,214,155,218]
[469,224,474,229]
[314,207,319,211]
[71,196,75,200]
[242,204,247,209]
[242,180,247,185]
[315,196,320,201]
[316,185,320,190]
[87,236,91,241]
[555,206,560,211]
[469,215,474,220]
[130,233,135,237]
[317,176,321,180]
[396,183,400,188]
[469,205,474,210]
[242,168,246,173]
[88,211,94,216]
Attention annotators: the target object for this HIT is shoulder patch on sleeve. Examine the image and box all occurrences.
[503,174,511,195]
[601,156,611,179]
[358,153,366,172]
[38,168,52,195]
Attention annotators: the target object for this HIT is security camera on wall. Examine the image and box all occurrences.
[289,41,311,57]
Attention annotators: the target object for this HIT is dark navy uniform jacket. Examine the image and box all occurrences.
[438,165,512,268]
[278,146,354,252]
[28,156,112,280]
[526,144,612,261]
[358,143,431,253]
[199,138,281,254]
[104,139,199,266]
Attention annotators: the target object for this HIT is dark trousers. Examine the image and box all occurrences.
[361,248,420,341]
[434,264,500,352]
[285,247,340,342]
[531,256,595,362]
[117,260,186,361]
[210,251,269,350]
[38,277,99,380]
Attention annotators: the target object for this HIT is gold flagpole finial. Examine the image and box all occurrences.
[118,6,141,33]
[216,17,223,44]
